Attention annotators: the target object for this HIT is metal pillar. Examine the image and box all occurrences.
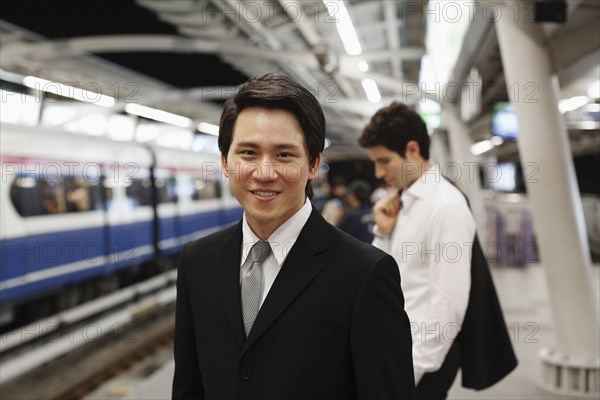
[429,130,451,171]
[444,105,488,244]
[495,1,600,397]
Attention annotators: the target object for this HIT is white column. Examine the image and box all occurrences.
[429,130,450,170]
[495,0,599,381]
[444,105,488,243]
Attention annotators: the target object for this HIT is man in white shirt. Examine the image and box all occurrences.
[173,74,415,400]
[359,102,476,400]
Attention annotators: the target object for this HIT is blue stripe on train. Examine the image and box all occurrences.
[1,225,108,281]
[0,207,242,305]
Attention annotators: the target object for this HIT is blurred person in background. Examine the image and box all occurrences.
[320,175,347,226]
[338,180,375,243]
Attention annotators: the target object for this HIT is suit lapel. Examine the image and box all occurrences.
[242,210,330,353]
[215,221,246,348]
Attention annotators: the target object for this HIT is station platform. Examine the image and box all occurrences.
[89,263,599,400]
[127,359,174,400]
[448,263,599,399]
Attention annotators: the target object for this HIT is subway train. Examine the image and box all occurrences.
[0,122,242,330]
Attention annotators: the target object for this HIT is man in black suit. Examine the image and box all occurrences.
[172,74,415,400]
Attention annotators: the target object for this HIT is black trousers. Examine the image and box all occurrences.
[416,341,461,400]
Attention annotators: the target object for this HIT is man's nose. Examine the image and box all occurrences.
[254,159,277,181]
[374,164,384,179]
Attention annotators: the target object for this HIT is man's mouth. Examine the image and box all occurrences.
[251,191,279,197]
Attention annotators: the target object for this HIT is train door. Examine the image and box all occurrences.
[103,162,155,270]
[153,167,180,256]
[180,170,223,242]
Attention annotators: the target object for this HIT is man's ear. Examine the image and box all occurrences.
[221,154,229,178]
[405,140,421,161]
[308,153,322,180]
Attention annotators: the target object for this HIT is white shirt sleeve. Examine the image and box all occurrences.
[412,203,475,382]
[372,235,391,254]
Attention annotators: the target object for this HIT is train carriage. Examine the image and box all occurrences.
[0,122,242,328]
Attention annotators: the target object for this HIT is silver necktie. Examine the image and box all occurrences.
[241,240,271,337]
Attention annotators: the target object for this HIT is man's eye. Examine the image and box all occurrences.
[241,150,256,156]
[278,153,292,158]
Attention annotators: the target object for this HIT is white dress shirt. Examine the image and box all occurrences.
[240,199,312,308]
[372,165,476,384]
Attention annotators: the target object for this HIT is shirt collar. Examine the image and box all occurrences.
[241,199,312,267]
[402,163,440,207]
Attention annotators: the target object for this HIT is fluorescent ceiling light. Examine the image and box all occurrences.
[23,76,115,107]
[361,78,381,103]
[558,96,589,113]
[197,122,219,136]
[471,140,495,156]
[324,0,362,55]
[125,103,192,128]
[490,136,504,146]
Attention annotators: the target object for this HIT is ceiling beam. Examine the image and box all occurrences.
[550,18,600,73]
[0,35,320,70]
[383,0,402,79]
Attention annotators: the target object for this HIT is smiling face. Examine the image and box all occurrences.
[222,107,321,239]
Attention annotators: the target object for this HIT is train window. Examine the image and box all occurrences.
[10,176,43,216]
[156,177,178,204]
[40,179,67,214]
[126,178,153,207]
[64,177,102,212]
[10,175,66,216]
[191,178,221,200]
[10,175,105,217]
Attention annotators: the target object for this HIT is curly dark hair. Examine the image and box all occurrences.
[358,102,430,160]
[219,73,325,199]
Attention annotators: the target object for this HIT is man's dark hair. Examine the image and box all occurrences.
[358,101,430,160]
[219,73,325,199]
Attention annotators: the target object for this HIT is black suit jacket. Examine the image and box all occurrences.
[173,210,415,400]
[457,233,518,389]
[447,182,517,389]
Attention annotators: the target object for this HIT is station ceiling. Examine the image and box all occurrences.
[1,1,598,160]
[1,0,428,158]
